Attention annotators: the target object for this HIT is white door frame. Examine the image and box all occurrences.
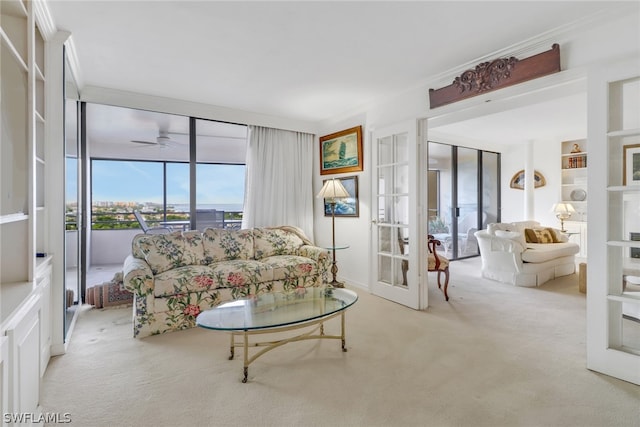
[370,120,427,309]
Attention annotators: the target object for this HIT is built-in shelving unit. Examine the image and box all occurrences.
[560,138,588,257]
[1,0,52,416]
[560,138,588,220]
[605,75,640,356]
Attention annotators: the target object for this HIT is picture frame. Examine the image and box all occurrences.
[509,169,546,190]
[319,126,363,175]
[323,176,359,217]
[623,143,640,186]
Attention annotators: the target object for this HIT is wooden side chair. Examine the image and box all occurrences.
[397,228,409,287]
[428,234,450,301]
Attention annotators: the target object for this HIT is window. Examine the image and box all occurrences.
[87,104,248,230]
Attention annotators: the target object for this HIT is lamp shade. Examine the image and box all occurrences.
[552,203,576,215]
[316,178,350,199]
[552,203,575,220]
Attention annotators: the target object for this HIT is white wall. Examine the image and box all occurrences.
[314,113,371,289]
[500,139,564,225]
[313,11,639,290]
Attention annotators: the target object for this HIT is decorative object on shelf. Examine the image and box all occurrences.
[570,189,587,202]
[317,178,351,287]
[571,143,582,153]
[509,169,546,190]
[567,154,587,168]
[552,202,575,232]
[623,143,640,185]
[319,126,363,175]
[429,44,560,109]
[323,176,359,217]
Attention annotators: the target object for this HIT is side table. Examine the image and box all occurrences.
[324,245,349,288]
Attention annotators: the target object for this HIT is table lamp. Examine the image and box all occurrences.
[316,178,350,287]
[552,203,575,232]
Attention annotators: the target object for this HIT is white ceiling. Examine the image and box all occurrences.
[48,1,623,122]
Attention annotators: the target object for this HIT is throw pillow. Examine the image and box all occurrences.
[525,228,556,244]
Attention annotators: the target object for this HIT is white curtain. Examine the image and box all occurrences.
[242,126,315,241]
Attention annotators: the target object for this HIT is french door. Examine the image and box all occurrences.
[371,121,426,309]
[586,58,640,385]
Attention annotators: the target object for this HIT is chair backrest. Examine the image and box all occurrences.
[397,228,406,256]
[133,210,150,232]
[195,209,224,230]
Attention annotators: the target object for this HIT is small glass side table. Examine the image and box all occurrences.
[324,245,350,288]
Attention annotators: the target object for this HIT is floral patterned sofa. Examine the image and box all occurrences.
[122,226,330,338]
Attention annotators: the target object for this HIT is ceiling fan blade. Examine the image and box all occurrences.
[131,139,158,145]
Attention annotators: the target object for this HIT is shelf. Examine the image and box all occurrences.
[0,28,28,71]
[607,240,640,248]
[0,0,28,18]
[0,213,28,224]
[608,128,640,138]
[561,152,588,157]
[608,186,640,192]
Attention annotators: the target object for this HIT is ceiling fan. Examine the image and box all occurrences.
[131,130,180,147]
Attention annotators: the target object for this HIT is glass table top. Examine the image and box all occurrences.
[196,287,358,331]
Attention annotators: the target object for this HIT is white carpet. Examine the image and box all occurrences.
[41,258,640,427]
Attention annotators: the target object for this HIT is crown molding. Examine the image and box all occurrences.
[33,0,56,40]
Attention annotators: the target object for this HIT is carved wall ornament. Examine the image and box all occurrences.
[429,44,560,109]
[453,57,519,94]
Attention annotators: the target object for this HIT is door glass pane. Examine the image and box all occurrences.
[427,142,452,256]
[378,136,393,164]
[377,133,411,289]
[482,152,500,227]
[456,147,478,258]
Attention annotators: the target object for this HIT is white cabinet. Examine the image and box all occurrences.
[5,294,40,415]
[0,259,51,417]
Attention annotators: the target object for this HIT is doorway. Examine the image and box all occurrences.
[427,142,500,260]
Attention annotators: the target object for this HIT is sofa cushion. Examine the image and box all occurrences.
[253,228,304,259]
[521,243,579,263]
[154,265,218,297]
[260,255,319,281]
[202,228,254,262]
[208,259,274,290]
[136,231,205,275]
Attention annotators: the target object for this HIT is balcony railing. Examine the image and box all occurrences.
[66,210,243,231]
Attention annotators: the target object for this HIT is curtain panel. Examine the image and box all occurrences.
[242,126,315,242]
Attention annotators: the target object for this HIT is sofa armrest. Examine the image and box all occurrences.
[123,254,155,297]
[298,245,331,273]
[475,230,524,254]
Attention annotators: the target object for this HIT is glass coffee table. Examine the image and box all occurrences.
[196,287,358,382]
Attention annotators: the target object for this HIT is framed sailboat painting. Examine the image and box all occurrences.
[319,126,363,175]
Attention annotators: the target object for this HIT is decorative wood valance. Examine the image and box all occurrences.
[429,44,560,109]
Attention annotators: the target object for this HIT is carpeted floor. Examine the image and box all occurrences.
[41,258,640,427]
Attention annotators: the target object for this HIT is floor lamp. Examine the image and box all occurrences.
[317,178,350,287]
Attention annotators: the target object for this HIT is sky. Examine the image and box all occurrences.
[88,160,245,206]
